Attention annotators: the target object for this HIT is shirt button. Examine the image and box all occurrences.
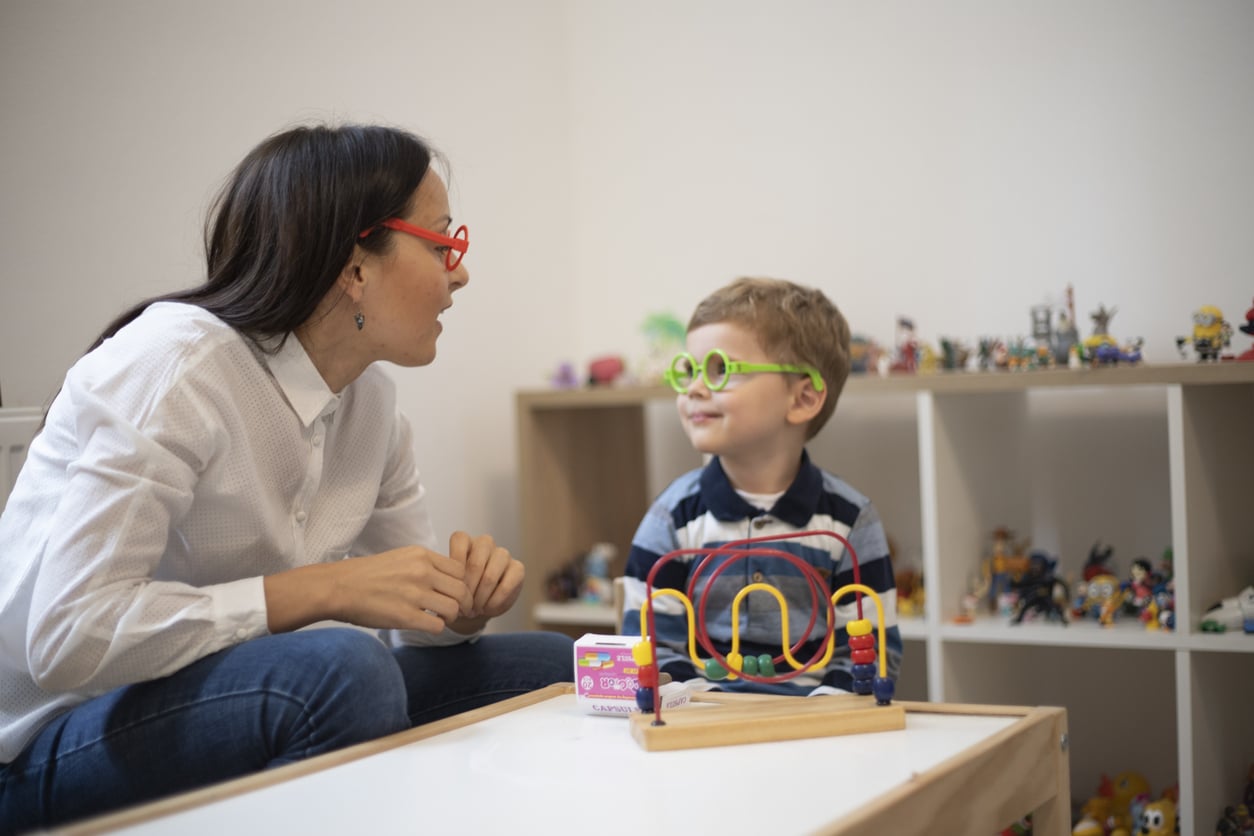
[295,510,307,524]
[753,518,770,529]
[312,433,323,448]
[752,571,766,583]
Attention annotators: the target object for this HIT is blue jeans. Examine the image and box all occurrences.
[0,628,573,833]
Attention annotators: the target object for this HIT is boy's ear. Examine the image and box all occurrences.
[786,378,826,427]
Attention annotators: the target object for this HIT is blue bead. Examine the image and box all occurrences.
[851,662,876,680]
[636,686,655,712]
[852,678,873,695]
[873,676,896,705]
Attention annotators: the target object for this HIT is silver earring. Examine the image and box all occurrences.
[354,311,365,331]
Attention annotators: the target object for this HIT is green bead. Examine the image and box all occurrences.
[704,659,728,680]
[757,654,776,676]
[742,655,759,675]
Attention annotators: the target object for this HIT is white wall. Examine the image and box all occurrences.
[2,1,1252,633]
[565,1,1254,367]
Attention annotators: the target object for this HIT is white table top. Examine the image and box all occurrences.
[113,694,1019,835]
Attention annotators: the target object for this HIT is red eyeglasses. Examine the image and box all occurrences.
[359,219,469,271]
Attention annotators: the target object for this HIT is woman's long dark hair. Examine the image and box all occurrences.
[89,123,434,353]
[38,124,434,428]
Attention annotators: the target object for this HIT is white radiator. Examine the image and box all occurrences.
[0,407,42,512]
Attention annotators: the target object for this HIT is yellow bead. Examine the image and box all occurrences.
[847,618,873,637]
[632,641,654,665]
[727,652,743,672]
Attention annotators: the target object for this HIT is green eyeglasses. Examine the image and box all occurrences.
[664,349,825,393]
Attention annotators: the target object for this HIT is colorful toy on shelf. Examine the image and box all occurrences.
[1199,585,1254,633]
[1073,771,1154,836]
[896,569,925,618]
[580,542,617,605]
[1237,298,1254,362]
[1083,541,1116,581]
[1029,285,1085,368]
[976,337,1005,371]
[1073,573,1127,626]
[587,354,626,385]
[1135,795,1178,836]
[1214,763,1254,835]
[986,526,1031,615]
[1009,551,1070,625]
[849,334,885,374]
[1092,337,1144,366]
[629,530,900,746]
[955,562,990,624]
[1082,303,1119,361]
[1124,557,1155,615]
[549,361,580,389]
[1176,304,1233,362]
[641,312,687,382]
[938,337,971,371]
[890,316,919,373]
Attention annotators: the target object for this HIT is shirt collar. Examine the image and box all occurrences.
[262,334,341,427]
[700,449,822,527]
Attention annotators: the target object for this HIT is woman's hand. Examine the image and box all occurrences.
[445,531,525,634]
[264,546,471,634]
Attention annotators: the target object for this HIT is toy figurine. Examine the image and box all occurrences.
[1176,304,1232,362]
[1009,551,1069,624]
[938,337,971,371]
[1124,557,1155,615]
[1083,541,1116,581]
[1135,796,1177,836]
[1199,585,1254,633]
[890,316,919,373]
[1073,573,1126,626]
[587,355,625,385]
[976,337,1004,371]
[849,335,885,373]
[550,361,580,389]
[1237,297,1254,362]
[1093,337,1144,366]
[986,526,1030,615]
[581,542,616,605]
[1082,303,1119,361]
[1032,286,1082,367]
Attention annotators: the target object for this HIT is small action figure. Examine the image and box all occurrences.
[1009,551,1069,624]
[1176,304,1232,362]
[890,316,919,373]
[1082,303,1119,361]
[1083,541,1116,581]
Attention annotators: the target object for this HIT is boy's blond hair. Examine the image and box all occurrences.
[688,277,851,439]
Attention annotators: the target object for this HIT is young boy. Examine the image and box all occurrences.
[620,277,901,695]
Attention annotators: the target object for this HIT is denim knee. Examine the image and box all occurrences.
[275,628,409,752]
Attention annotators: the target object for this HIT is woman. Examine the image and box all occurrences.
[0,123,573,831]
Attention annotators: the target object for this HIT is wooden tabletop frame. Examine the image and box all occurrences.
[64,684,1070,836]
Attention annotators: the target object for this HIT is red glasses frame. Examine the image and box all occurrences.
[359,219,469,271]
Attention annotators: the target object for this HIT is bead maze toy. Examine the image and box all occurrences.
[627,530,905,751]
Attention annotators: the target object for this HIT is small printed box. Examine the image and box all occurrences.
[573,633,689,716]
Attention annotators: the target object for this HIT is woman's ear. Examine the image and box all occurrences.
[786,379,826,427]
[337,250,368,304]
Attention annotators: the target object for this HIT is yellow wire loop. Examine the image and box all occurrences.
[831,584,888,678]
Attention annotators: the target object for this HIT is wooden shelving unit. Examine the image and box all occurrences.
[515,363,1254,831]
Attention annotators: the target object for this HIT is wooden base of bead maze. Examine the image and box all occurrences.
[628,691,906,752]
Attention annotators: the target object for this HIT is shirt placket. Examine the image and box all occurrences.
[291,409,332,552]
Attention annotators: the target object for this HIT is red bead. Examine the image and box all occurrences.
[848,634,875,651]
[851,648,877,665]
[638,663,659,687]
